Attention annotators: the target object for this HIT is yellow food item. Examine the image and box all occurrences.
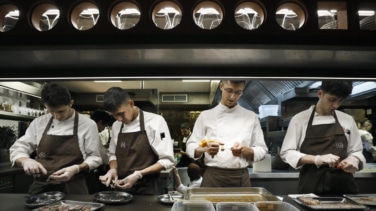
[199,139,216,147]
[199,139,208,147]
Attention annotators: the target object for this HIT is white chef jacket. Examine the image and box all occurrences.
[176,177,202,194]
[186,103,268,168]
[10,111,102,170]
[359,129,376,153]
[280,105,366,169]
[108,109,174,170]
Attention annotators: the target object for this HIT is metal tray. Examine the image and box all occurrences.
[293,197,366,210]
[344,194,376,206]
[254,201,300,211]
[158,193,184,204]
[184,187,280,204]
[31,200,104,211]
[93,191,133,204]
[25,191,65,208]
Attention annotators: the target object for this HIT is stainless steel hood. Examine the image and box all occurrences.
[213,80,376,113]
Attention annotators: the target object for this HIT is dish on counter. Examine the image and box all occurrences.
[159,191,184,204]
[32,200,104,211]
[293,196,366,210]
[254,201,300,211]
[93,191,133,204]
[184,187,279,204]
[344,194,376,206]
[216,202,259,211]
[25,191,65,208]
[158,193,184,204]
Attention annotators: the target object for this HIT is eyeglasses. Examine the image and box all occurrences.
[223,88,243,96]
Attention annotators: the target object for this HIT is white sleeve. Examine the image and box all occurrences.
[151,116,175,170]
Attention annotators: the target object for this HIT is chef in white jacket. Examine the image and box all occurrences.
[10,83,101,194]
[186,80,268,187]
[280,80,365,195]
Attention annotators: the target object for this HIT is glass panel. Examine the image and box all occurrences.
[276,2,306,31]
[317,1,347,30]
[0,4,19,32]
[235,2,265,30]
[111,2,140,30]
[193,1,223,30]
[71,2,100,31]
[152,1,182,30]
[359,10,375,30]
[31,3,60,32]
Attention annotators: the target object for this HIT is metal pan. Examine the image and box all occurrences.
[32,200,104,211]
[93,191,133,204]
[344,194,376,206]
[184,187,279,204]
[293,197,366,210]
[25,191,65,208]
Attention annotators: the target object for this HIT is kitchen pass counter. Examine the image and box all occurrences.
[1,193,375,211]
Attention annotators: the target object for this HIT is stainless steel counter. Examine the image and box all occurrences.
[1,193,375,211]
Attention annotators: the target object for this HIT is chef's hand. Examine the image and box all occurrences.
[99,168,118,187]
[115,171,142,189]
[314,154,340,168]
[48,165,79,184]
[21,158,48,178]
[231,142,244,157]
[337,156,359,173]
[207,141,224,158]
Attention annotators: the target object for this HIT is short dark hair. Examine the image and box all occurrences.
[187,163,201,181]
[41,83,71,107]
[103,87,131,112]
[221,80,246,85]
[180,123,190,129]
[321,80,353,99]
[90,109,115,125]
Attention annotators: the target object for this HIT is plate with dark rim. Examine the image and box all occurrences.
[93,191,133,204]
[25,191,65,208]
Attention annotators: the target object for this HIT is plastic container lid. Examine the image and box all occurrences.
[216,202,259,211]
[171,200,215,211]
[254,201,299,211]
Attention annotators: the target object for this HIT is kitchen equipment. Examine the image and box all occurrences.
[344,194,376,206]
[184,187,279,204]
[158,193,184,204]
[25,191,65,208]
[171,200,215,211]
[253,154,272,172]
[254,201,300,211]
[216,202,259,211]
[93,191,133,204]
[31,200,104,211]
[292,196,366,210]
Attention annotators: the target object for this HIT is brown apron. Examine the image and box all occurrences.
[115,110,160,195]
[201,166,251,187]
[298,106,359,195]
[29,111,87,195]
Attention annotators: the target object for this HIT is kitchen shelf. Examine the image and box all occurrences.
[0,110,35,121]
